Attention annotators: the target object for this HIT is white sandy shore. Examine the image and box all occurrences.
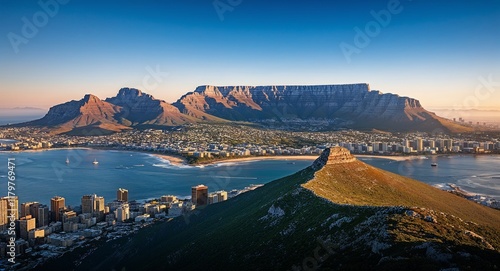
[152,153,417,167]
[152,154,188,166]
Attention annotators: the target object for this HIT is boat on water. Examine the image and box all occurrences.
[93,159,99,165]
[66,157,70,164]
[431,163,438,167]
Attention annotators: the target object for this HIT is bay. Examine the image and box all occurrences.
[359,155,500,200]
[0,149,498,207]
[0,149,312,206]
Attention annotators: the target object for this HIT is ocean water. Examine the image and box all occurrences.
[0,149,498,206]
[359,155,500,200]
[0,149,312,206]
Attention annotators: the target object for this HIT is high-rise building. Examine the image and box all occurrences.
[81,194,106,220]
[114,204,130,222]
[437,139,445,150]
[444,139,453,151]
[21,202,37,217]
[414,138,424,152]
[381,143,388,152]
[428,140,435,149]
[117,188,129,202]
[18,215,36,240]
[81,195,93,214]
[217,191,228,202]
[50,196,65,222]
[209,191,228,204]
[191,185,208,206]
[0,196,18,231]
[23,202,49,227]
[160,195,178,203]
[34,204,50,227]
[403,139,411,148]
[95,195,105,218]
[208,193,218,204]
[62,211,78,223]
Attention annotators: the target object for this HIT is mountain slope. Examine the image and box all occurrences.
[24,94,130,135]
[174,84,473,132]
[105,88,201,126]
[20,88,211,135]
[41,148,500,271]
[12,84,472,134]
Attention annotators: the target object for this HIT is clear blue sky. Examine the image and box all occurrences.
[1,0,499,111]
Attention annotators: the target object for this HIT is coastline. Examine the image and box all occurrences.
[354,154,425,161]
[201,155,319,165]
[3,146,498,166]
[152,154,413,167]
[19,147,92,153]
[151,154,187,166]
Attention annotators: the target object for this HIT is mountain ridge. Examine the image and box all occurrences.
[13,84,473,134]
[177,84,470,133]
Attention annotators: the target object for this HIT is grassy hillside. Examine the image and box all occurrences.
[40,149,500,271]
[303,159,500,229]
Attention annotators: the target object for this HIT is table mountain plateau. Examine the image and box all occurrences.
[175,84,471,133]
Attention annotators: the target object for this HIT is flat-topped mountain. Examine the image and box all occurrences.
[15,84,472,135]
[175,84,471,133]
[41,147,499,270]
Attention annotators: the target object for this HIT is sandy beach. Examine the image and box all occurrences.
[151,153,419,166]
[152,154,188,166]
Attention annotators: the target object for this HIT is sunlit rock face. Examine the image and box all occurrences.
[174,83,438,131]
[312,147,357,170]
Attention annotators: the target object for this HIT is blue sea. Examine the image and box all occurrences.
[0,149,498,206]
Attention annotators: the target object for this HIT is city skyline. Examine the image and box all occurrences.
[1,0,499,111]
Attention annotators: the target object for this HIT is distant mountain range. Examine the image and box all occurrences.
[16,84,472,135]
[39,147,500,270]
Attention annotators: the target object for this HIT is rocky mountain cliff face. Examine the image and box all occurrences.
[19,84,471,135]
[26,94,129,134]
[105,88,198,126]
[175,84,466,132]
[31,94,120,126]
[24,88,202,135]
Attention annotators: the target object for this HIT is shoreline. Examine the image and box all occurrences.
[200,155,319,165]
[2,147,499,166]
[151,153,187,166]
[153,154,414,167]
[18,147,92,153]
[354,154,425,161]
